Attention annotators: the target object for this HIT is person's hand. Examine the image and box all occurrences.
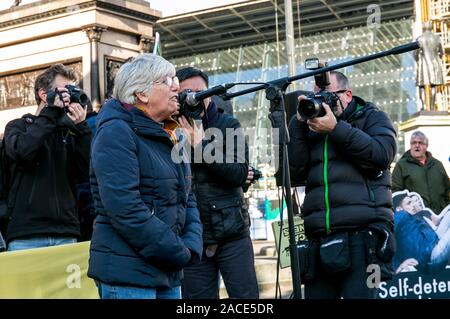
[395,258,418,274]
[245,167,254,185]
[307,103,337,133]
[67,103,87,125]
[178,116,204,148]
[52,87,70,109]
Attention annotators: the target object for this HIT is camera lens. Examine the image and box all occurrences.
[298,98,323,120]
[177,89,204,119]
[78,92,88,106]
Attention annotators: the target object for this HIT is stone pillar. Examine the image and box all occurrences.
[84,25,107,109]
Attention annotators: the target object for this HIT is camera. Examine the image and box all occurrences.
[297,91,340,120]
[297,58,340,120]
[251,167,263,183]
[46,85,88,108]
[66,85,88,107]
[177,89,205,119]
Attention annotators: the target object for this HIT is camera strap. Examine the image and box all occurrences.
[46,88,67,108]
[337,99,345,117]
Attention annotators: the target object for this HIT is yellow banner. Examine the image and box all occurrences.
[0,242,98,298]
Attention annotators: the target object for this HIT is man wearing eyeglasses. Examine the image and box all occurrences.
[392,131,449,215]
[287,71,397,299]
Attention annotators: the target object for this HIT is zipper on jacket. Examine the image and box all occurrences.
[323,135,331,234]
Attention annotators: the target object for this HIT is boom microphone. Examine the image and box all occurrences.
[185,84,235,106]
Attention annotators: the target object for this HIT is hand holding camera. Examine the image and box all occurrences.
[245,167,263,185]
[298,96,337,133]
[66,103,87,125]
[48,87,71,109]
[46,85,88,124]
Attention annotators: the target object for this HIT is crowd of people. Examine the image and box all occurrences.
[0,53,448,299]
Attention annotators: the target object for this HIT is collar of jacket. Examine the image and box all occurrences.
[342,95,375,122]
[97,98,175,145]
[340,98,357,121]
[404,150,434,166]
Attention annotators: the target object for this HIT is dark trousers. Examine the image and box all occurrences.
[304,232,378,299]
[182,236,259,299]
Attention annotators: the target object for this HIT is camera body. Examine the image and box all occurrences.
[251,167,263,183]
[297,58,339,120]
[297,90,340,120]
[46,85,88,108]
[177,89,205,119]
[66,85,88,107]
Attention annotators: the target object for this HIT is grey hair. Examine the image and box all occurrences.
[330,71,351,90]
[113,53,175,104]
[411,131,429,145]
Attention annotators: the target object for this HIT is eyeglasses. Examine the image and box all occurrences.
[330,89,348,95]
[411,141,427,146]
[154,76,179,88]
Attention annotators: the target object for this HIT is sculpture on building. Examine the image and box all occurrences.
[21,74,35,106]
[11,0,22,7]
[415,21,445,111]
[105,60,123,99]
[0,79,8,109]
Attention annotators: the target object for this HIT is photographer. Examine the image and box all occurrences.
[2,64,91,250]
[176,67,259,299]
[288,71,397,298]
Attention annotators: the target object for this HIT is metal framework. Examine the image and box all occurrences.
[155,0,414,59]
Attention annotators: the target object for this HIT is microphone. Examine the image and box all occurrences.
[185,83,235,106]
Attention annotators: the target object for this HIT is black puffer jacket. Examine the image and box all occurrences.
[88,99,202,288]
[3,107,91,241]
[287,96,397,237]
[193,104,249,245]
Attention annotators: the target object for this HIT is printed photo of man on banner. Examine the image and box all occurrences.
[378,190,450,299]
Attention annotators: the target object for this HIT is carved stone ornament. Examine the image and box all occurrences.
[84,26,107,42]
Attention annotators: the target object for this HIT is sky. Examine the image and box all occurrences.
[0,0,246,16]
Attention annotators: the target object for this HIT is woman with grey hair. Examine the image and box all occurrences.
[87,53,203,299]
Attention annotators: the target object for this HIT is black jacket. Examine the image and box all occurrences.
[3,107,91,241]
[193,103,249,245]
[287,96,397,237]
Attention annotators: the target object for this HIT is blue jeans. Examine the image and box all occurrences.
[96,282,181,299]
[7,236,77,251]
